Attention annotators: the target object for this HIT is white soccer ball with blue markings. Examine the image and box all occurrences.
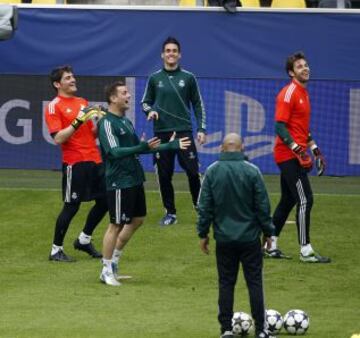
[232,311,253,335]
[283,309,310,335]
[265,309,283,334]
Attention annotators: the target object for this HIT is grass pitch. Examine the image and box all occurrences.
[0,170,359,338]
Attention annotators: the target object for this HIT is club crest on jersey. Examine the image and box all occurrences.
[119,128,126,135]
[158,81,164,88]
[71,192,78,200]
[299,99,303,104]
[66,108,72,114]
[178,79,185,87]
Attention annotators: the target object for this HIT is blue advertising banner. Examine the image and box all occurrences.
[0,75,359,176]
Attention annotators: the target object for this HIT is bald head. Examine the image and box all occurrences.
[221,133,243,152]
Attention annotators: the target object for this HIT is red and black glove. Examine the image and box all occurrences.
[291,143,313,169]
[311,146,326,176]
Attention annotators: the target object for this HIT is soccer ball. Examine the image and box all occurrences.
[283,309,310,335]
[232,311,253,335]
[265,309,283,334]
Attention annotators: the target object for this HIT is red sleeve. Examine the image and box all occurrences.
[275,87,293,123]
[45,101,62,134]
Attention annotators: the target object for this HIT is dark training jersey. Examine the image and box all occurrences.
[141,67,206,133]
[98,111,181,190]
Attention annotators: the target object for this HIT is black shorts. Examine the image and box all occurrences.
[107,184,147,225]
[62,162,106,204]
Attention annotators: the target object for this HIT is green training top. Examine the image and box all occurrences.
[141,66,206,133]
[98,111,180,190]
[197,152,274,244]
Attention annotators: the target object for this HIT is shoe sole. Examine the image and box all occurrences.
[264,253,292,260]
[116,275,133,280]
[160,220,178,226]
[300,257,331,263]
[48,256,76,262]
[100,274,121,286]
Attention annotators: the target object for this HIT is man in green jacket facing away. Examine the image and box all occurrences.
[197,133,275,338]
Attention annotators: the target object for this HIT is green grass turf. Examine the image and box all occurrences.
[0,170,359,338]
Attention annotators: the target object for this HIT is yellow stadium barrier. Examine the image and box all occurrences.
[271,0,306,8]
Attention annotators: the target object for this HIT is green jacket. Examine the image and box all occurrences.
[98,111,180,190]
[197,152,274,243]
[141,66,206,133]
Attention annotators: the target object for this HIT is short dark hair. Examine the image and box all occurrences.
[50,65,73,90]
[162,36,181,52]
[105,80,126,104]
[285,51,307,77]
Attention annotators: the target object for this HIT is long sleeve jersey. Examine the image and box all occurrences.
[98,111,180,190]
[141,67,206,133]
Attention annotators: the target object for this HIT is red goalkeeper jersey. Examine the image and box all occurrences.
[274,80,311,164]
[45,95,102,165]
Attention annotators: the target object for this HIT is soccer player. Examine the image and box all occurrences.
[45,65,107,262]
[98,81,191,286]
[265,51,330,263]
[141,36,206,226]
[197,133,275,338]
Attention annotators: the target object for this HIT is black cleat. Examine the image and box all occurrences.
[73,239,102,258]
[264,248,292,259]
[49,250,76,262]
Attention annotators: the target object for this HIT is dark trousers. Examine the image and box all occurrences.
[272,159,313,245]
[53,198,108,246]
[216,239,265,334]
[154,131,201,215]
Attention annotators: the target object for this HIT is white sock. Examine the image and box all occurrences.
[301,244,314,256]
[168,213,176,218]
[112,249,123,265]
[102,259,113,273]
[78,232,91,245]
[51,244,63,256]
[270,236,278,251]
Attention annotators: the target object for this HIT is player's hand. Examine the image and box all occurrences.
[197,132,206,145]
[311,146,326,176]
[178,137,191,150]
[200,236,210,255]
[147,111,159,121]
[72,105,106,130]
[170,131,176,142]
[262,235,272,251]
[290,143,313,169]
[147,137,161,149]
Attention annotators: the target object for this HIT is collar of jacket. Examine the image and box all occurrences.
[163,66,181,74]
[219,152,246,161]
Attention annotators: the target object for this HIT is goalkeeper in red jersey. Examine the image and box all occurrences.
[45,65,107,262]
[265,52,330,263]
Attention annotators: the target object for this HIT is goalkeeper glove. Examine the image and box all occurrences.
[71,105,106,130]
[311,145,326,176]
[291,143,313,169]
